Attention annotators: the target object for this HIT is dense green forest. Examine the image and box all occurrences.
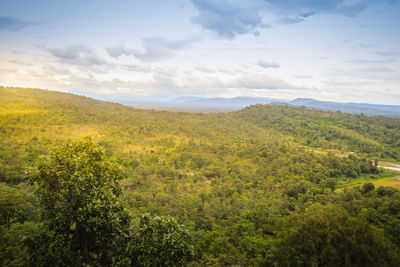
[1,86,400,266]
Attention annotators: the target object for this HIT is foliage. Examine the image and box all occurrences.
[0,222,39,267]
[276,204,400,266]
[1,87,400,266]
[132,213,194,266]
[238,104,400,160]
[27,138,131,266]
[0,183,24,227]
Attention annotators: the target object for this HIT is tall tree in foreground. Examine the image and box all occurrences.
[27,138,131,266]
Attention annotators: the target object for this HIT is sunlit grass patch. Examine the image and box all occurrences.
[372,176,400,189]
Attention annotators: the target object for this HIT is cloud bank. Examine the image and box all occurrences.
[190,0,400,38]
[40,45,105,65]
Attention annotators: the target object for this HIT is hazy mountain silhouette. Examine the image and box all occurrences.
[289,98,400,118]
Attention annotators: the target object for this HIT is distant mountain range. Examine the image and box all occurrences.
[120,96,286,112]
[171,96,286,106]
[289,98,400,118]
[169,96,400,117]
[119,95,400,117]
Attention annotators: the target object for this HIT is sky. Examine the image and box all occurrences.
[0,0,400,104]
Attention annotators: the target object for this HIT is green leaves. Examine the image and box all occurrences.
[133,213,194,267]
[26,138,196,266]
[276,204,400,266]
[0,184,24,227]
[2,87,400,266]
[29,138,131,266]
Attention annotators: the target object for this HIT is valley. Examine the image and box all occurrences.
[1,86,400,266]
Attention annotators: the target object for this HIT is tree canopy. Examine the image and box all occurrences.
[27,138,131,266]
[1,87,400,266]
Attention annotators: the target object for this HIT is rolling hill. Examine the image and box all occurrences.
[290,98,400,118]
[1,86,400,266]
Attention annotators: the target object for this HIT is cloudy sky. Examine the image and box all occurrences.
[1,0,400,104]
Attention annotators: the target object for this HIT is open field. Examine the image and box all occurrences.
[372,176,400,189]
[339,165,400,190]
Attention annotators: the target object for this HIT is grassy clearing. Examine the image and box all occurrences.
[372,176,400,189]
[338,169,400,191]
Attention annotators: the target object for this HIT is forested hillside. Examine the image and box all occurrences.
[237,104,400,160]
[1,86,400,266]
